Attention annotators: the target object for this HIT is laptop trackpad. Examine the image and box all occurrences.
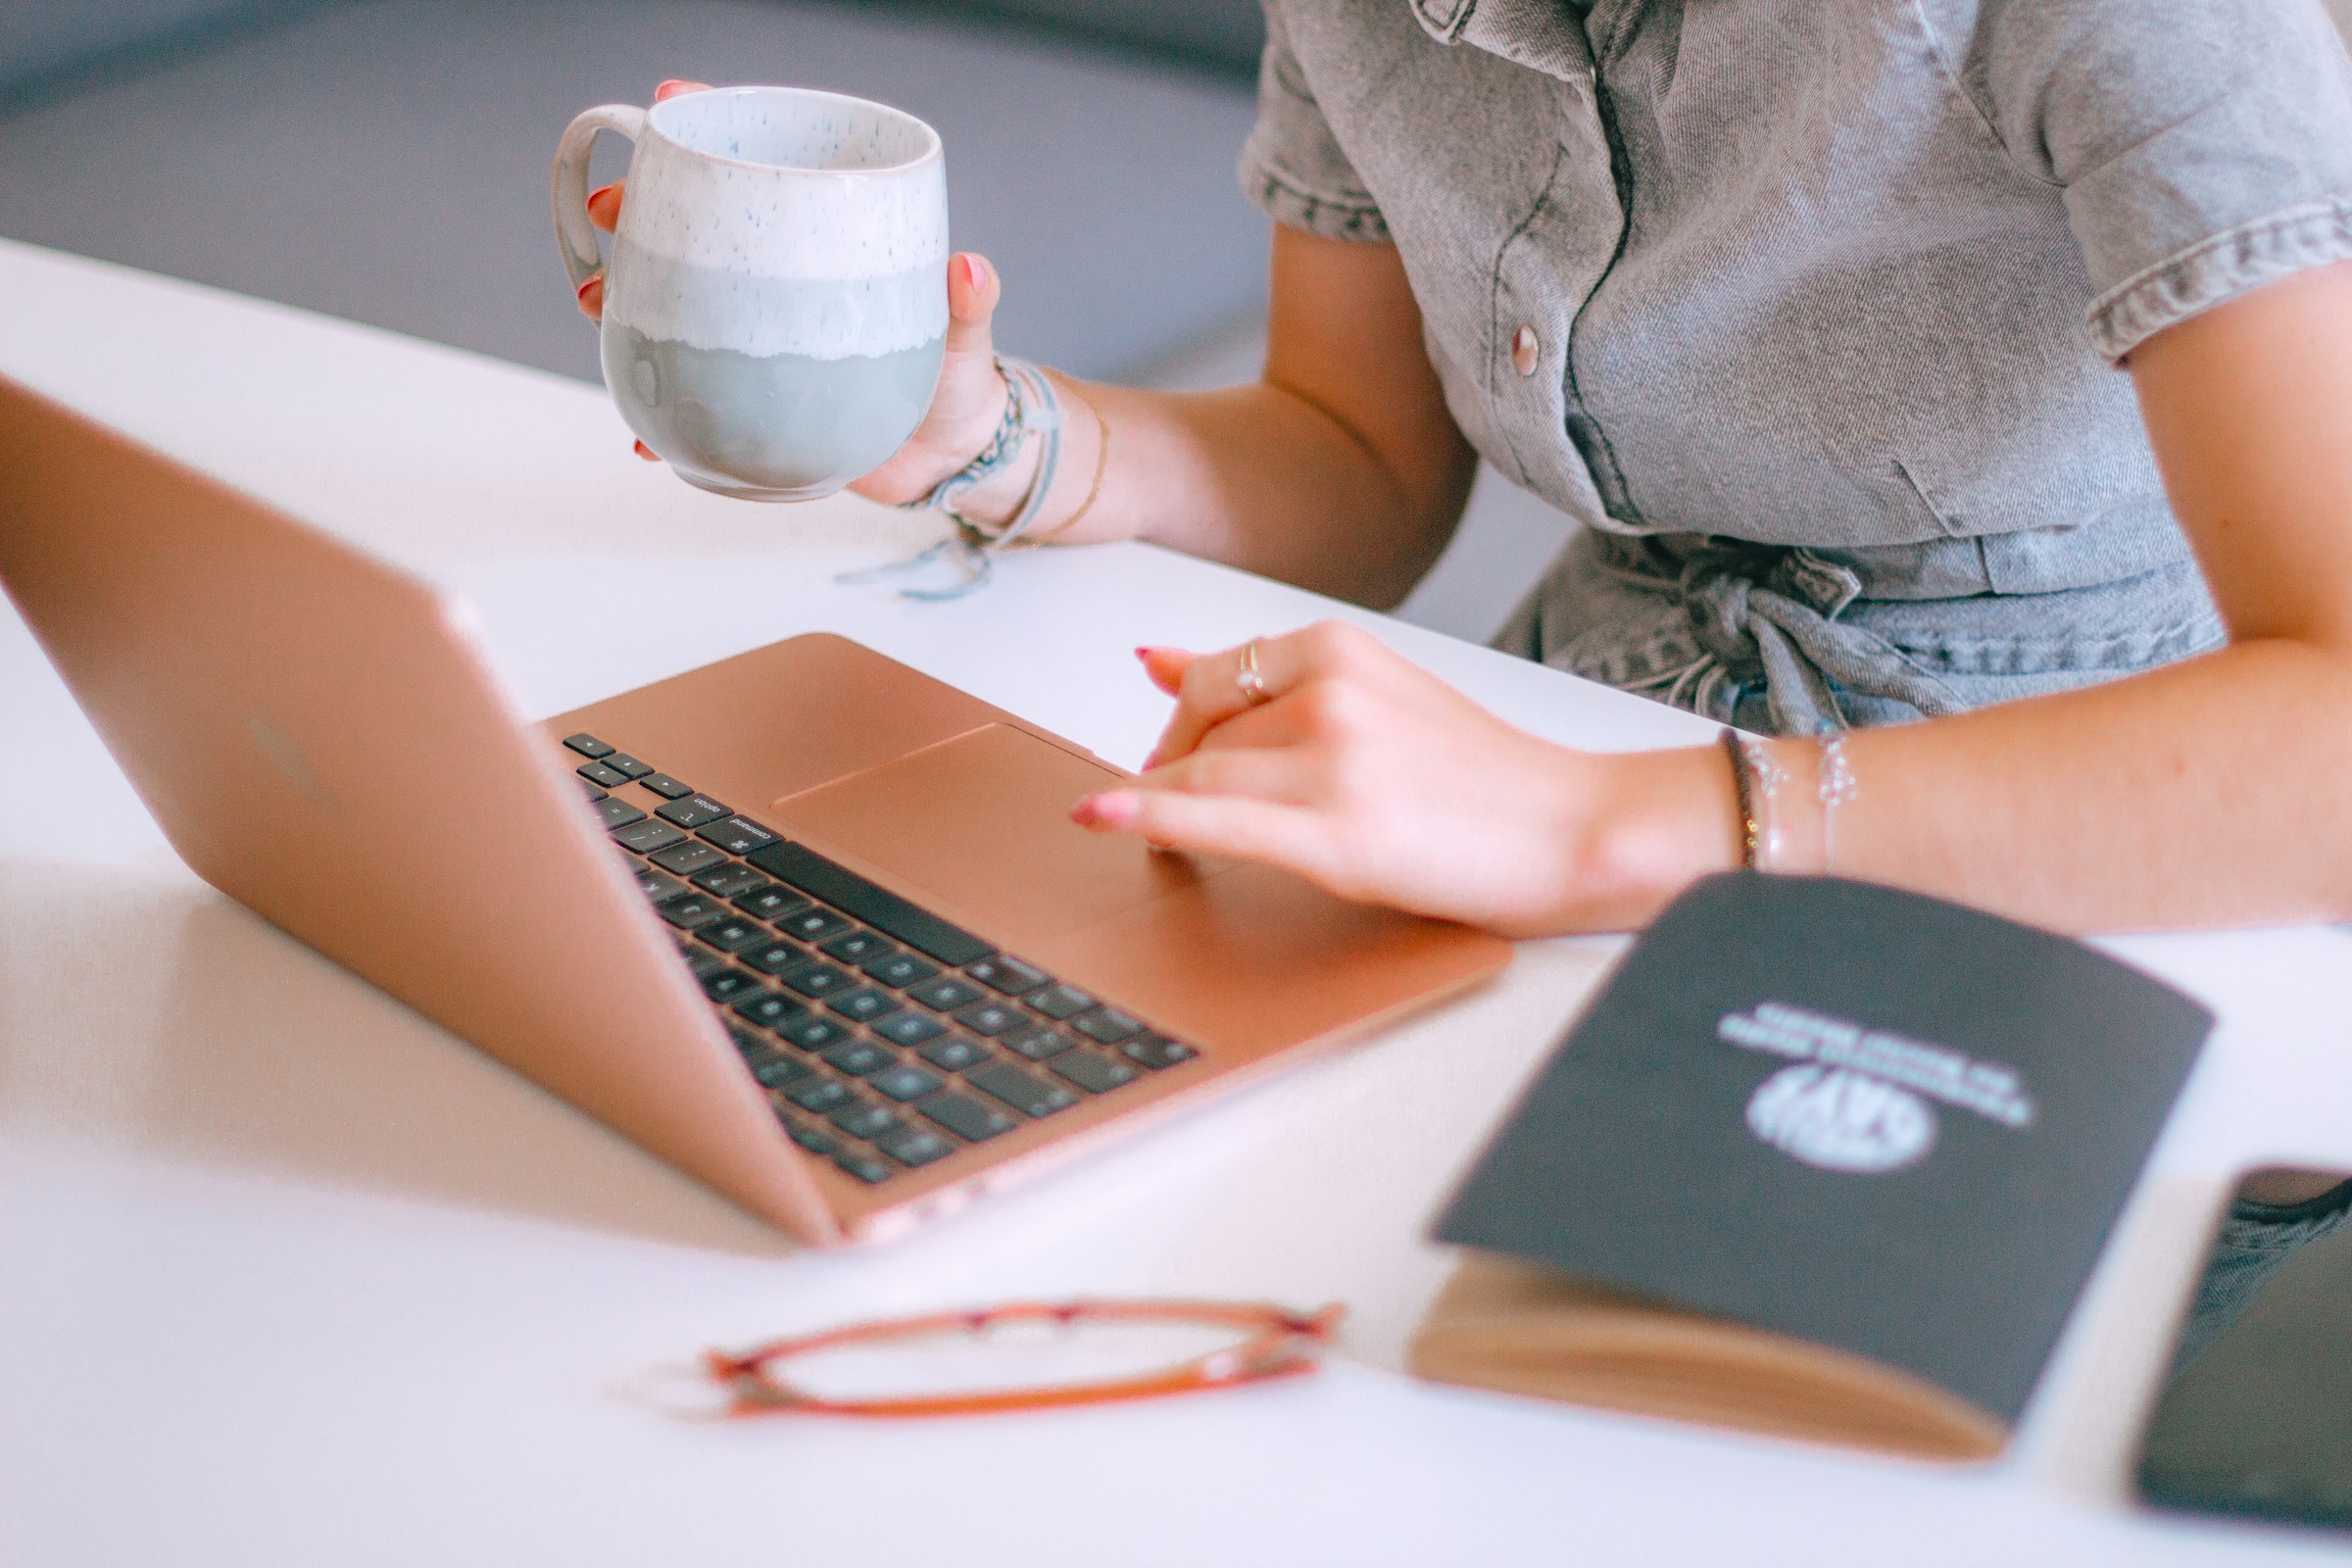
[768,723,1227,948]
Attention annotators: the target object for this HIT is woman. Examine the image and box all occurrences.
[579,0,2352,947]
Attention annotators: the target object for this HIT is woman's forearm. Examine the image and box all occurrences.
[1059,379,1474,605]
[949,228,1479,608]
[1600,641,2352,932]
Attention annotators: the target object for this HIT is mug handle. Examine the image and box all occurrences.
[552,104,648,293]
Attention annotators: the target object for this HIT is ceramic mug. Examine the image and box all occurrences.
[554,85,949,501]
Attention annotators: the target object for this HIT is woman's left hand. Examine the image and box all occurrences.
[1069,621,1737,935]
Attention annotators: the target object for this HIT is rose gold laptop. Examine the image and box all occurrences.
[0,375,1510,1244]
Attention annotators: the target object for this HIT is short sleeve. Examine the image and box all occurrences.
[1961,0,2352,363]
[1239,3,1391,242]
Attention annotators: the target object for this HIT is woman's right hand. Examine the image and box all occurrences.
[575,76,1011,494]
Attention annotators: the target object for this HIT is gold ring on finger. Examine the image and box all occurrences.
[1236,639,1270,706]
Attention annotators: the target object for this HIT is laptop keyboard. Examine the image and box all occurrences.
[563,732,1200,1187]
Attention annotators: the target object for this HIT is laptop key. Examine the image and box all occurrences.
[1052,1051,1140,1095]
[871,1063,944,1102]
[1025,983,1096,1021]
[1122,1033,1200,1071]
[826,987,903,1024]
[603,753,654,780]
[777,906,853,943]
[696,916,772,955]
[775,1015,853,1053]
[872,1010,946,1048]
[751,1054,814,1091]
[965,955,1049,996]
[955,1001,1022,1037]
[702,967,763,1004]
[786,1077,853,1114]
[650,841,727,876]
[656,793,732,830]
[907,977,985,1013]
[968,1061,1078,1119]
[778,1116,839,1156]
[1072,1007,1146,1046]
[1003,1024,1075,1063]
[862,952,938,990]
[691,861,766,898]
[747,842,995,967]
[778,960,855,999]
[916,1034,990,1073]
[734,885,810,921]
[612,818,688,855]
[579,780,608,802]
[577,760,629,788]
[741,940,808,977]
[596,797,647,830]
[833,1151,895,1185]
[820,1039,894,1077]
[877,1126,955,1168]
[731,1026,784,1070]
[917,1091,1017,1145]
[698,816,779,855]
[678,945,729,979]
[563,733,614,759]
[632,866,689,903]
[658,893,726,929]
[830,1101,903,1142]
[638,772,695,800]
[821,930,895,965]
[732,990,808,1031]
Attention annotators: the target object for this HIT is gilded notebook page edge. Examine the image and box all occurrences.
[1407,1252,2010,1463]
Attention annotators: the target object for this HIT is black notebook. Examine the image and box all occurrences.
[1410,874,2211,1459]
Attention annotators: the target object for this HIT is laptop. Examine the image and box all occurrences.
[0,374,1511,1245]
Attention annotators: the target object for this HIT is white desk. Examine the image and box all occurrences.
[6,237,2350,1567]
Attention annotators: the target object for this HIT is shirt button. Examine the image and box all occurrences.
[1511,323,1540,377]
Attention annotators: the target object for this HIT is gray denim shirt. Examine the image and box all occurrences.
[1241,0,2352,732]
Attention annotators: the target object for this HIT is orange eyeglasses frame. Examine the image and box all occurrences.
[704,1298,1348,1419]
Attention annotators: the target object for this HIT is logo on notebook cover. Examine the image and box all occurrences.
[1745,1064,1936,1173]
[1719,1002,2036,1176]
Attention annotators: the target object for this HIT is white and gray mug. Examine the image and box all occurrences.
[554,85,949,501]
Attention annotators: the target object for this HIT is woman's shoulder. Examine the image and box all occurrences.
[1919,0,2352,170]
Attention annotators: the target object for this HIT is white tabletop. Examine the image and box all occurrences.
[6,237,2350,1567]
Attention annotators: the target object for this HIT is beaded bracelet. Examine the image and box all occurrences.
[1722,727,1857,873]
[1723,729,1786,870]
[1817,730,1856,872]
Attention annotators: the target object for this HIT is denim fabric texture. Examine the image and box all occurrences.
[1242,0,2352,732]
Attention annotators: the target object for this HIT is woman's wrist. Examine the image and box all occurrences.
[1564,745,1746,927]
[1721,732,1856,875]
[927,366,1116,542]
[943,367,1034,527]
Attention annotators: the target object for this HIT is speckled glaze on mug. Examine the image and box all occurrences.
[555,86,949,501]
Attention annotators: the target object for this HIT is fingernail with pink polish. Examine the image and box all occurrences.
[963,255,989,291]
[1071,792,1139,828]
